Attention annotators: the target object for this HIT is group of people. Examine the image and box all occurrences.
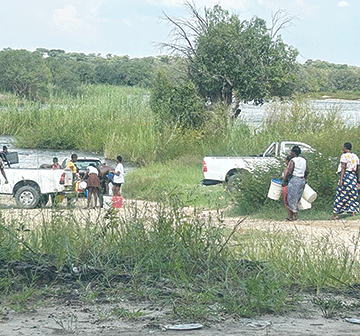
[66,153,124,209]
[281,143,360,221]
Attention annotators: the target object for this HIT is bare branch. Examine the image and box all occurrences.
[270,9,297,39]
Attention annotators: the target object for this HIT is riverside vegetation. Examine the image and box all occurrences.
[1,85,360,322]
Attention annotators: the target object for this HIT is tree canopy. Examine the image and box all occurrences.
[161,3,299,107]
[0,49,51,100]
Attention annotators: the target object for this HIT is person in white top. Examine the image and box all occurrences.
[282,145,308,221]
[331,142,359,220]
[83,164,101,209]
[113,155,124,196]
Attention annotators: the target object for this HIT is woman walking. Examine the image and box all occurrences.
[282,146,308,221]
[330,142,359,220]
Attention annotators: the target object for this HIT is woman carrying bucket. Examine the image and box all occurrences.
[330,142,359,220]
[282,146,308,221]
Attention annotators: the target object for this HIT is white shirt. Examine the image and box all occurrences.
[291,157,307,177]
[113,163,124,184]
[87,165,98,175]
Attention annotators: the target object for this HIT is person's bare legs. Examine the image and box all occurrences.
[113,185,121,196]
[293,211,299,221]
[93,189,98,208]
[87,188,93,208]
[286,208,293,221]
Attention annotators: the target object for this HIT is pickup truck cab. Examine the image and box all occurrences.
[202,141,314,189]
[60,157,103,178]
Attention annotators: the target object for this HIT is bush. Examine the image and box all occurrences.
[150,71,207,130]
[232,164,282,215]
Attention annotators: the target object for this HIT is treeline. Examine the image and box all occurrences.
[0,47,183,100]
[296,59,360,93]
[1,47,360,102]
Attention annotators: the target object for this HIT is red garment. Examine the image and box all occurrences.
[282,186,289,208]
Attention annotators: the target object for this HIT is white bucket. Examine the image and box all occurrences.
[79,181,87,190]
[298,197,311,210]
[267,179,283,200]
[302,184,317,203]
[103,195,113,210]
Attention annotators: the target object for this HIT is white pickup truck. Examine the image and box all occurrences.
[0,152,73,208]
[202,141,314,189]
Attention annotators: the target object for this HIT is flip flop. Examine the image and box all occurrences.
[285,217,293,221]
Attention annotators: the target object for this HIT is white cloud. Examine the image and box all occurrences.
[53,5,83,32]
[338,1,349,7]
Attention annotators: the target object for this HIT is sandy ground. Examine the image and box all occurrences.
[1,196,360,335]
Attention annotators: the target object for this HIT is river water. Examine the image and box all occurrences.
[240,99,360,127]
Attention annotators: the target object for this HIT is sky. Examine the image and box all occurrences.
[0,0,359,66]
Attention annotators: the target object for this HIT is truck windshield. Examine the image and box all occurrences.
[282,143,314,156]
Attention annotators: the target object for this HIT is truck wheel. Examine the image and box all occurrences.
[15,186,40,209]
[227,171,248,192]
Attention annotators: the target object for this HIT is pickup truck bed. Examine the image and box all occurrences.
[202,141,314,189]
[0,168,73,208]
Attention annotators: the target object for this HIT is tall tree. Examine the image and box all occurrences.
[160,2,298,109]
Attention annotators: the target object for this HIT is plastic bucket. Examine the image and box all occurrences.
[267,179,283,200]
[112,196,123,208]
[298,197,311,210]
[103,195,113,210]
[302,184,317,203]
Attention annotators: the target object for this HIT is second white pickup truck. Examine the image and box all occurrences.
[202,141,314,190]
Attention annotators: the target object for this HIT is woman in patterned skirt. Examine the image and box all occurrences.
[331,142,359,220]
[83,164,101,209]
[282,146,308,221]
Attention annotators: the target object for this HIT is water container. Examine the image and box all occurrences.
[112,196,123,208]
[267,179,283,200]
[298,197,311,210]
[102,195,113,210]
[302,184,317,203]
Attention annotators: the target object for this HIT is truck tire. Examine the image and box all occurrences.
[15,186,40,209]
[227,171,249,192]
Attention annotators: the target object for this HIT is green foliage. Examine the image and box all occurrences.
[231,165,282,215]
[0,48,51,100]
[165,4,298,105]
[150,71,206,130]
[305,153,338,208]
[295,59,360,94]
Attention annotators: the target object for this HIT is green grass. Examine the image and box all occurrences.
[0,202,360,319]
[123,155,231,208]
